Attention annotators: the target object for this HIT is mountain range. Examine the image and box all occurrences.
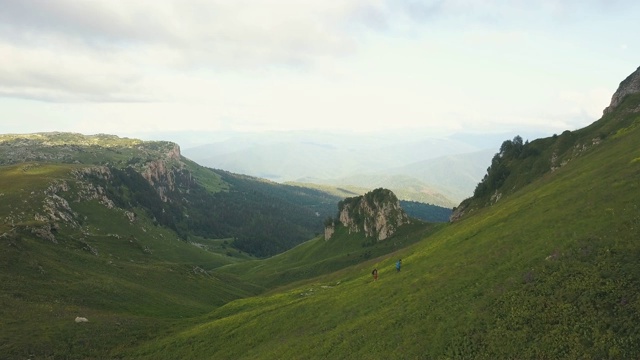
[181,131,527,207]
[1,65,639,359]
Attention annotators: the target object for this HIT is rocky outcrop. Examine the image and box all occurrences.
[72,167,116,209]
[324,222,335,240]
[449,205,466,222]
[140,144,186,202]
[603,66,640,114]
[167,143,181,161]
[334,188,409,241]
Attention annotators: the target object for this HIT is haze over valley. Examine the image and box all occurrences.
[181,130,507,207]
[2,1,640,359]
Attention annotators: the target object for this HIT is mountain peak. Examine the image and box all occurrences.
[603,66,640,114]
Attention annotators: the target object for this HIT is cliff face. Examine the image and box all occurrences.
[332,188,409,241]
[603,66,640,114]
[0,133,191,204]
[139,143,194,202]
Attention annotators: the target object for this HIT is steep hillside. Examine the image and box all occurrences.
[212,188,433,292]
[0,144,433,358]
[117,68,640,359]
[215,217,441,291]
[0,133,340,257]
[452,66,640,221]
[0,162,260,359]
[0,133,360,358]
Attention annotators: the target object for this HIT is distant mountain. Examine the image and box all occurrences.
[4,67,640,359]
[183,131,480,180]
[297,148,495,207]
[182,131,505,206]
[390,149,496,202]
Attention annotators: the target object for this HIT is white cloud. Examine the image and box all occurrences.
[0,0,638,137]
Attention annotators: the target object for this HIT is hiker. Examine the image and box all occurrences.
[396,259,402,272]
[372,268,378,281]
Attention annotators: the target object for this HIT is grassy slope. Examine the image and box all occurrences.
[125,109,640,358]
[214,220,442,291]
[0,163,257,359]
[0,162,427,359]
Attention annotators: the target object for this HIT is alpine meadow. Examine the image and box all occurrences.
[1,66,640,359]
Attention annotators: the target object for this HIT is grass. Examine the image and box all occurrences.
[120,105,640,359]
[2,104,640,358]
[0,163,258,359]
[215,220,441,290]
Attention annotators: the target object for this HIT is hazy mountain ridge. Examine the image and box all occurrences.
[182,131,507,206]
[2,67,640,358]
[296,148,495,207]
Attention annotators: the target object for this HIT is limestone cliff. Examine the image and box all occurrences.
[603,66,640,114]
[328,188,409,241]
[139,143,195,202]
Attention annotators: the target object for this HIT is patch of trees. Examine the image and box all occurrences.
[399,200,452,222]
[93,166,341,257]
[473,135,540,198]
[188,170,340,257]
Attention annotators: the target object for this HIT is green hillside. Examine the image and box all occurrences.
[0,133,355,359]
[0,133,342,257]
[215,220,441,291]
[0,163,258,358]
[2,71,640,359]
[117,90,640,357]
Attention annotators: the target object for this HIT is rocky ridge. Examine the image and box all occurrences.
[0,133,188,244]
[326,188,409,241]
[603,66,640,114]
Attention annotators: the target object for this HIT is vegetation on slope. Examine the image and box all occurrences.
[0,163,430,359]
[215,220,441,291]
[456,92,640,219]
[3,82,640,359]
[0,163,259,359]
[120,93,640,359]
[0,132,345,257]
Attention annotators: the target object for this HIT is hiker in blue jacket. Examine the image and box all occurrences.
[396,259,402,272]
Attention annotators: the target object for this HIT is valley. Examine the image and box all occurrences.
[1,67,640,359]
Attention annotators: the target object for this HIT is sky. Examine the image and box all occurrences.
[1,0,639,144]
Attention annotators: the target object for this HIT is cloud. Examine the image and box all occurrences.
[0,41,152,102]
[0,1,369,65]
[0,0,383,102]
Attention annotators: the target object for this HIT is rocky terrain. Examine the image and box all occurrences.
[326,188,409,242]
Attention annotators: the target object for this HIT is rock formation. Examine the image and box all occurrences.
[328,188,409,241]
[603,66,640,114]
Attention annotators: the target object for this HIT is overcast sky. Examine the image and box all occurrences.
[1,0,639,141]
